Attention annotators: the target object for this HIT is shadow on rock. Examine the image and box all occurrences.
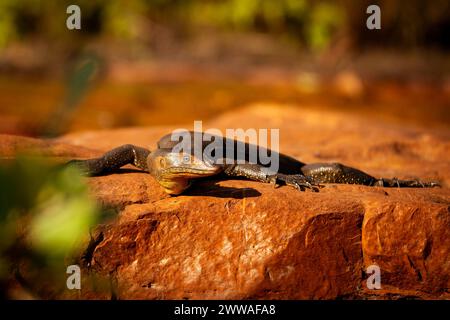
[186,182,261,199]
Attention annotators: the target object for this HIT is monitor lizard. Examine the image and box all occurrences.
[67,131,439,195]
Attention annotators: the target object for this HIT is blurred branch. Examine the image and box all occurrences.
[42,53,101,137]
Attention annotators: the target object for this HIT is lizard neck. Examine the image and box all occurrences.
[157,177,192,195]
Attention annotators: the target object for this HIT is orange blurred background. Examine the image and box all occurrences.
[0,0,449,137]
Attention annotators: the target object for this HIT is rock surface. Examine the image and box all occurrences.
[3,104,450,299]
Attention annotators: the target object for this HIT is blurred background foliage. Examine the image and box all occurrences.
[0,0,449,51]
[0,0,449,135]
[0,157,99,298]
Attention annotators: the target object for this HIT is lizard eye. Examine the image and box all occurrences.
[159,158,166,167]
[182,155,191,163]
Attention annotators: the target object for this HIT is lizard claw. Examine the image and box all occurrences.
[269,174,321,192]
[419,180,441,188]
[375,177,441,188]
[410,178,441,188]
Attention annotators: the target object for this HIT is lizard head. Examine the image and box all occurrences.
[147,149,222,195]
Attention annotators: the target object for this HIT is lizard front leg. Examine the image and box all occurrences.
[67,144,150,175]
[223,163,320,192]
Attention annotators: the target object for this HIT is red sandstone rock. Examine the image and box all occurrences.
[2,105,449,299]
[0,133,99,159]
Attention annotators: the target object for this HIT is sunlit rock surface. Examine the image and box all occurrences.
[3,104,449,299]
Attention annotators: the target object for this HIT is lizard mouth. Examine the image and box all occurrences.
[164,166,221,177]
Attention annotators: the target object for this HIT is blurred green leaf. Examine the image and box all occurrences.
[307,3,345,51]
[0,156,100,297]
